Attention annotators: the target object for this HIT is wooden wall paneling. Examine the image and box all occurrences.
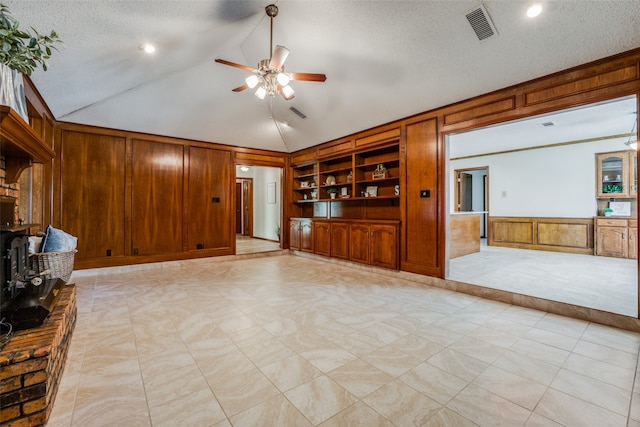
[188,147,234,253]
[131,139,184,256]
[58,130,126,260]
[403,118,440,275]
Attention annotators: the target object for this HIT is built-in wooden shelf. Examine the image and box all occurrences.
[0,106,54,184]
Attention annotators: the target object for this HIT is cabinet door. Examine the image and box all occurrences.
[132,139,184,256]
[630,152,637,197]
[59,130,126,261]
[629,227,637,260]
[188,147,233,251]
[330,222,350,260]
[350,224,370,264]
[370,224,398,269]
[597,152,629,197]
[289,220,301,250]
[596,226,628,258]
[300,221,314,252]
[314,222,331,256]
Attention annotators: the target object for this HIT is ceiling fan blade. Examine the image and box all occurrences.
[270,45,290,70]
[289,72,327,82]
[232,83,249,92]
[214,58,256,73]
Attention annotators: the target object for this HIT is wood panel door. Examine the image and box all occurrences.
[300,220,313,252]
[629,227,638,260]
[596,226,627,258]
[188,147,233,251]
[350,223,370,264]
[59,131,126,260]
[132,139,184,256]
[290,220,301,250]
[314,221,331,256]
[330,222,350,260]
[235,182,242,234]
[370,224,398,269]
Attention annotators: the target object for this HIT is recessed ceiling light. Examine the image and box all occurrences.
[527,4,542,18]
[139,43,156,54]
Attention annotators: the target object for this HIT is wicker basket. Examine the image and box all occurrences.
[30,250,77,282]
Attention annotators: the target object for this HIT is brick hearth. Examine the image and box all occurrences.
[0,285,76,427]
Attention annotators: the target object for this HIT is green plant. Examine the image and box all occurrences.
[602,208,613,213]
[0,3,62,75]
[326,187,338,194]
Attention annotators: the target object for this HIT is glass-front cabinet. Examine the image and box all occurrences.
[596,150,636,198]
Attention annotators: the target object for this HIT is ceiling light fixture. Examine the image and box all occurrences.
[527,4,542,18]
[215,4,326,101]
[139,43,156,54]
[240,166,250,172]
[625,117,638,150]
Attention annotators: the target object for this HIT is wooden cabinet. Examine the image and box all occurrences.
[349,224,370,264]
[596,151,637,198]
[290,218,313,252]
[330,222,350,260]
[370,224,398,269]
[595,217,637,259]
[314,221,331,256]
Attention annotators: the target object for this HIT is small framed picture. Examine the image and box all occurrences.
[366,186,378,197]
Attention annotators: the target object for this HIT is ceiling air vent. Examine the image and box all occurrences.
[289,106,307,119]
[466,4,498,41]
[540,121,556,127]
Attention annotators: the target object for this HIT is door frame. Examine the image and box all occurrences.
[235,178,253,236]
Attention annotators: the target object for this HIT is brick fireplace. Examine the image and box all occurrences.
[0,285,76,426]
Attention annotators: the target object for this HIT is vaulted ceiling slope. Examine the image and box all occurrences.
[8,1,640,153]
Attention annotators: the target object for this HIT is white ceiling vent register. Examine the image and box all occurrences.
[466,4,498,41]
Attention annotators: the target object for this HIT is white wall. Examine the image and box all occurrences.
[450,137,629,217]
[249,166,282,241]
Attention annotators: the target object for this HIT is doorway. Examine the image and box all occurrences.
[454,167,488,237]
[235,165,283,255]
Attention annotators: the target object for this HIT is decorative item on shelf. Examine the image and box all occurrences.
[300,181,309,188]
[394,184,400,196]
[0,3,62,122]
[366,186,378,197]
[303,194,308,200]
[340,187,349,198]
[347,171,352,183]
[373,164,387,180]
[310,190,317,200]
[602,207,613,217]
[325,175,336,185]
[326,187,338,199]
[310,181,316,187]
[603,183,623,193]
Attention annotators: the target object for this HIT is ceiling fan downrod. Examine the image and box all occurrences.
[265,4,278,60]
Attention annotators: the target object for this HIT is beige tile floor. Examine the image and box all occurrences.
[49,254,640,426]
[236,236,281,255]
[449,240,638,317]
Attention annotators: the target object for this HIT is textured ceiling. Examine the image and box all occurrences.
[7,1,640,153]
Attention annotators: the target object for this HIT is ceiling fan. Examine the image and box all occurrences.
[215,4,327,101]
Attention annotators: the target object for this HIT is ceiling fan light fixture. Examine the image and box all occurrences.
[277,72,290,86]
[246,74,260,88]
[255,86,267,100]
[624,117,638,150]
[281,85,295,100]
